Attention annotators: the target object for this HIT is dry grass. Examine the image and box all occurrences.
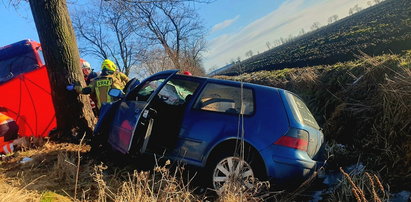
[334,167,389,202]
[0,176,41,202]
[0,142,91,201]
[90,161,200,202]
[218,51,411,191]
[1,142,272,201]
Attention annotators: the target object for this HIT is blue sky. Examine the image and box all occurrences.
[0,0,369,73]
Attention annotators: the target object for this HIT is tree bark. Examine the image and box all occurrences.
[29,0,96,137]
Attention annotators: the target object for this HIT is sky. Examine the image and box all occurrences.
[0,0,369,73]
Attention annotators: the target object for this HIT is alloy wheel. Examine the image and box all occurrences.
[212,156,255,192]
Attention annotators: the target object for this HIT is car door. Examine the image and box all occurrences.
[174,82,256,165]
[107,70,178,154]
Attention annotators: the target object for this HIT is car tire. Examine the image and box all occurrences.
[206,149,267,194]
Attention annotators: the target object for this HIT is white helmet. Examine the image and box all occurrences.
[82,61,91,69]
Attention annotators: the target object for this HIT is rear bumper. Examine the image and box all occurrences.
[260,145,325,185]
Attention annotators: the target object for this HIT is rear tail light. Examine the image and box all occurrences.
[274,128,309,151]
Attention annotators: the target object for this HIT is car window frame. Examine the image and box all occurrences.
[125,75,168,102]
[191,81,256,117]
[156,76,202,106]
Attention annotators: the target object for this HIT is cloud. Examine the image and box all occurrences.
[211,15,240,33]
[204,0,370,71]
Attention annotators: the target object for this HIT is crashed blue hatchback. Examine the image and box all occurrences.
[94,70,325,191]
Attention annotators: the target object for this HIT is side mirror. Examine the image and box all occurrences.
[108,88,124,98]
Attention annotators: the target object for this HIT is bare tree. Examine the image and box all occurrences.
[328,15,339,24]
[328,16,333,24]
[280,37,285,44]
[273,39,281,47]
[311,22,320,31]
[122,1,206,74]
[353,4,362,13]
[73,2,145,75]
[349,4,362,15]
[287,34,294,43]
[180,36,206,75]
[299,28,305,36]
[266,41,271,50]
[138,48,174,75]
[245,50,253,58]
[333,15,339,22]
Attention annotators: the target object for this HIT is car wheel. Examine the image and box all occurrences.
[207,151,266,193]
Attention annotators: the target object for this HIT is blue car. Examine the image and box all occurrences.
[94,70,325,191]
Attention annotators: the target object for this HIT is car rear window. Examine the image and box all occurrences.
[194,83,254,115]
[286,92,320,129]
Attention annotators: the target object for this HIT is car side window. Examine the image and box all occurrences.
[158,79,200,106]
[193,83,254,115]
[126,78,165,101]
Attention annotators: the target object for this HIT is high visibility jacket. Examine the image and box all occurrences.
[75,73,128,109]
[113,71,129,89]
[0,113,18,141]
[0,137,14,155]
[0,113,16,155]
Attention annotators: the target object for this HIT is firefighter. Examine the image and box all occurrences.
[105,59,129,88]
[66,59,129,110]
[0,112,26,155]
[80,59,99,85]
[80,59,98,112]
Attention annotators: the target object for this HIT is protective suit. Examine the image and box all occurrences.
[0,113,19,154]
[68,59,129,109]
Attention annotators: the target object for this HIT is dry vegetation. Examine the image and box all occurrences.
[217,50,411,191]
[0,142,270,201]
[334,167,388,202]
[1,51,409,201]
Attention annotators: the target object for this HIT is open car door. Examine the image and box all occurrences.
[107,70,179,154]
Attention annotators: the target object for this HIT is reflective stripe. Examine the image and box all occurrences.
[2,145,8,154]
[2,143,14,154]
[0,119,13,125]
[9,144,14,153]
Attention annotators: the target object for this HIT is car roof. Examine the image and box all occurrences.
[143,69,284,94]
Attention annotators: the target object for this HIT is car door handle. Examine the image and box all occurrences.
[142,109,149,118]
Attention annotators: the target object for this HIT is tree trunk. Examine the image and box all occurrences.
[29,0,96,138]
